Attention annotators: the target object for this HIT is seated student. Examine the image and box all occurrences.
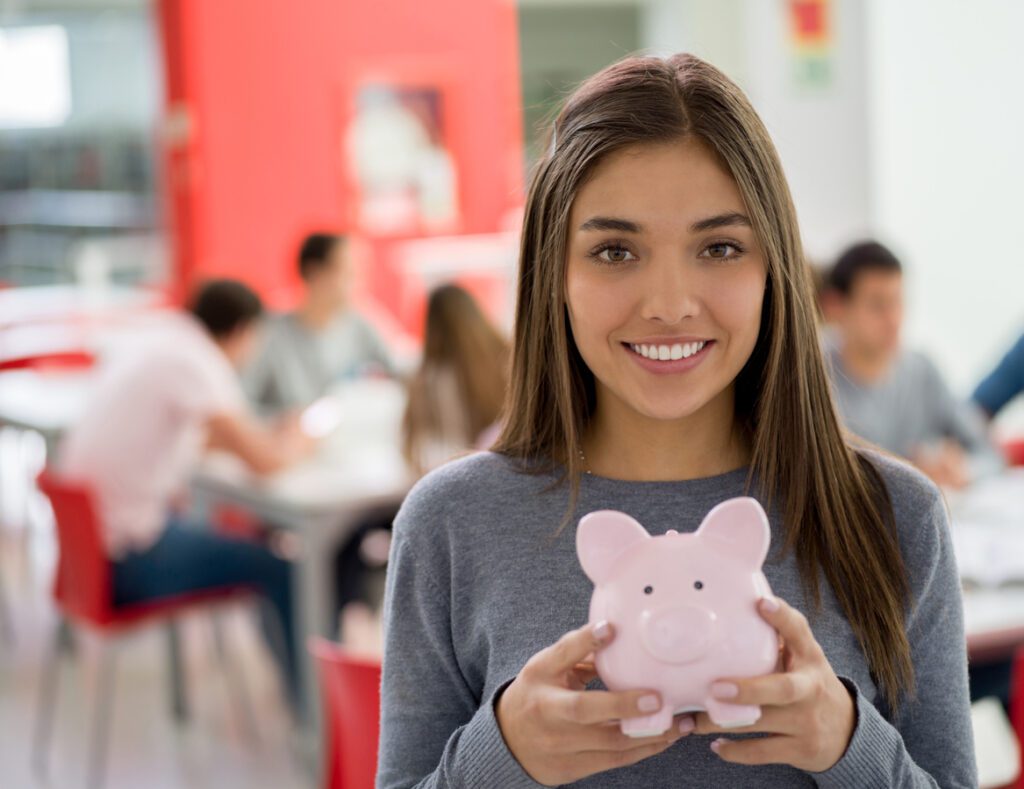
[243,232,398,414]
[60,280,314,704]
[824,240,1002,488]
[333,285,511,622]
[974,332,1024,418]
[401,283,510,476]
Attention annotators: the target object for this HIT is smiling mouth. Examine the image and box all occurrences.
[623,340,712,361]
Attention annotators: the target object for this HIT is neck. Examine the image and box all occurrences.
[839,342,892,384]
[296,297,340,331]
[582,387,749,481]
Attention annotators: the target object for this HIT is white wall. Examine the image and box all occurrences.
[866,0,1024,397]
[739,0,872,265]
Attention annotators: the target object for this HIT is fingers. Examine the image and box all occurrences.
[707,670,817,709]
[587,714,696,751]
[586,737,680,774]
[533,621,614,679]
[757,597,820,662]
[692,706,793,736]
[552,687,666,726]
[710,733,800,766]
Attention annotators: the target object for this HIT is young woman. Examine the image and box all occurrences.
[377,54,975,788]
[401,283,510,476]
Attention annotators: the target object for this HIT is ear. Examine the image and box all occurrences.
[695,497,770,568]
[576,510,650,583]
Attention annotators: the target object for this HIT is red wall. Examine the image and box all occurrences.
[157,0,524,325]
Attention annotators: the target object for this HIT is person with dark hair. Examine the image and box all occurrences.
[824,240,1001,489]
[243,232,398,413]
[60,279,314,705]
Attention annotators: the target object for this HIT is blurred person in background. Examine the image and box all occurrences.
[973,330,1024,419]
[823,240,1002,489]
[332,284,510,642]
[59,279,314,705]
[401,283,510,476]
[243,232,398,414]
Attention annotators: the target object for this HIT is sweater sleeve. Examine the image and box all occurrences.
[973,331,1024,417]
[376,479,546,789]
[811,487,978,788]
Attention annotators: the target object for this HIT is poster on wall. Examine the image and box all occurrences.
[344,78,461,237]
[788,0,833,90]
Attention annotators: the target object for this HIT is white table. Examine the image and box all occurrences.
[948,470,1024,660]
[963,587,1024,662]
[0,284,162,328]
[0,369,94,454]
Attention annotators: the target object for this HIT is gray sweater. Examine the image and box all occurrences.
[378,451,977,788]
[242,310,396,414]
[827,345,1002,480]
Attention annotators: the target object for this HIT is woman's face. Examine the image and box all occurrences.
[565,138,767,424]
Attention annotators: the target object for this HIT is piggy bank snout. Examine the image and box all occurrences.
[640,605,716,664]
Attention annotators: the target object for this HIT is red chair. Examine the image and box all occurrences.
[308,637,382,789]
[1002,439,1024,468]
[0,349,95,373]
[1011,647,1024,789]
[34,470,259,788]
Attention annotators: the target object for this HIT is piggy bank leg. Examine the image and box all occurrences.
[704,698,761,729]
[620,707,674,738]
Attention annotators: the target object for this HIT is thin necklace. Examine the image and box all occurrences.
[578,447,593,475]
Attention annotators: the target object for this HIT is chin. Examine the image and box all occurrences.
[627,392,711,423]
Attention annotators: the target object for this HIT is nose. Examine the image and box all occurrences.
[640,605,716,664]
[638,257,701,325]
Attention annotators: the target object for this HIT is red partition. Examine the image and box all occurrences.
[156,0,524,330]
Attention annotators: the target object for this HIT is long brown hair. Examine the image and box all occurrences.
[493,53,913,709]
[403,284,510,475]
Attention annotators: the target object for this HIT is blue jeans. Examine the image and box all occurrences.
[111,518,299,706]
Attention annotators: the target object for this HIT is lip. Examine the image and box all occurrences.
[622,339,715,375]
[626,336,712,346]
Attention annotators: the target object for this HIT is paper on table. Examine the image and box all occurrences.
[951,519,1024,587]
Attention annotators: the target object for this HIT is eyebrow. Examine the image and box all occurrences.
[578,211,752,234]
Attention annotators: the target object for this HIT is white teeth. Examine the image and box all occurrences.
[630,341,707,361]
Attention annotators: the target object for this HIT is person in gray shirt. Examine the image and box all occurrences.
[378,54,975,788]
[824,240,1002,488]
[243,232,398,414]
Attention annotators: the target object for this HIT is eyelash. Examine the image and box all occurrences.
[586,240,747,266]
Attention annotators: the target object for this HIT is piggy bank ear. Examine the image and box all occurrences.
[576,510,650,583]
[695,497,770,568]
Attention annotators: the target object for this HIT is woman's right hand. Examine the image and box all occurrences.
[495,620,695,786]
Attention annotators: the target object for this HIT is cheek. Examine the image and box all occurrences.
[566,266,633,348]
[708,268,765,345]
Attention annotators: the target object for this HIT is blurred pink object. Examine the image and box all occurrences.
[577,497,778,736]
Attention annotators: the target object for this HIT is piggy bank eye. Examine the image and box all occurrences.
[643,585,654,595]
[694,581,704,590]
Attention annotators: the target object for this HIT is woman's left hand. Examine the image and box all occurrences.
[693,595,857,772]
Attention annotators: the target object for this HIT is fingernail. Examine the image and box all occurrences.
[638,694,661,713]
[678,715,695,734]
[710,737,727,755]
[760,596,780,613]
[593,620,611,642]
[711,681,738,700]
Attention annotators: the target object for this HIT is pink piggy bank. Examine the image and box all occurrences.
[576,497,778,737]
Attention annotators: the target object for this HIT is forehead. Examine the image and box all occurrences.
[849,268,902,297]
[570,138,747,230]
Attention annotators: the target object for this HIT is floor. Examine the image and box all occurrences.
[0,506,313,789]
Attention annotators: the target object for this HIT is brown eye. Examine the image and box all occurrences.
[643,585,654,595]
[597,245,635,264]
[694,581,704,590]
